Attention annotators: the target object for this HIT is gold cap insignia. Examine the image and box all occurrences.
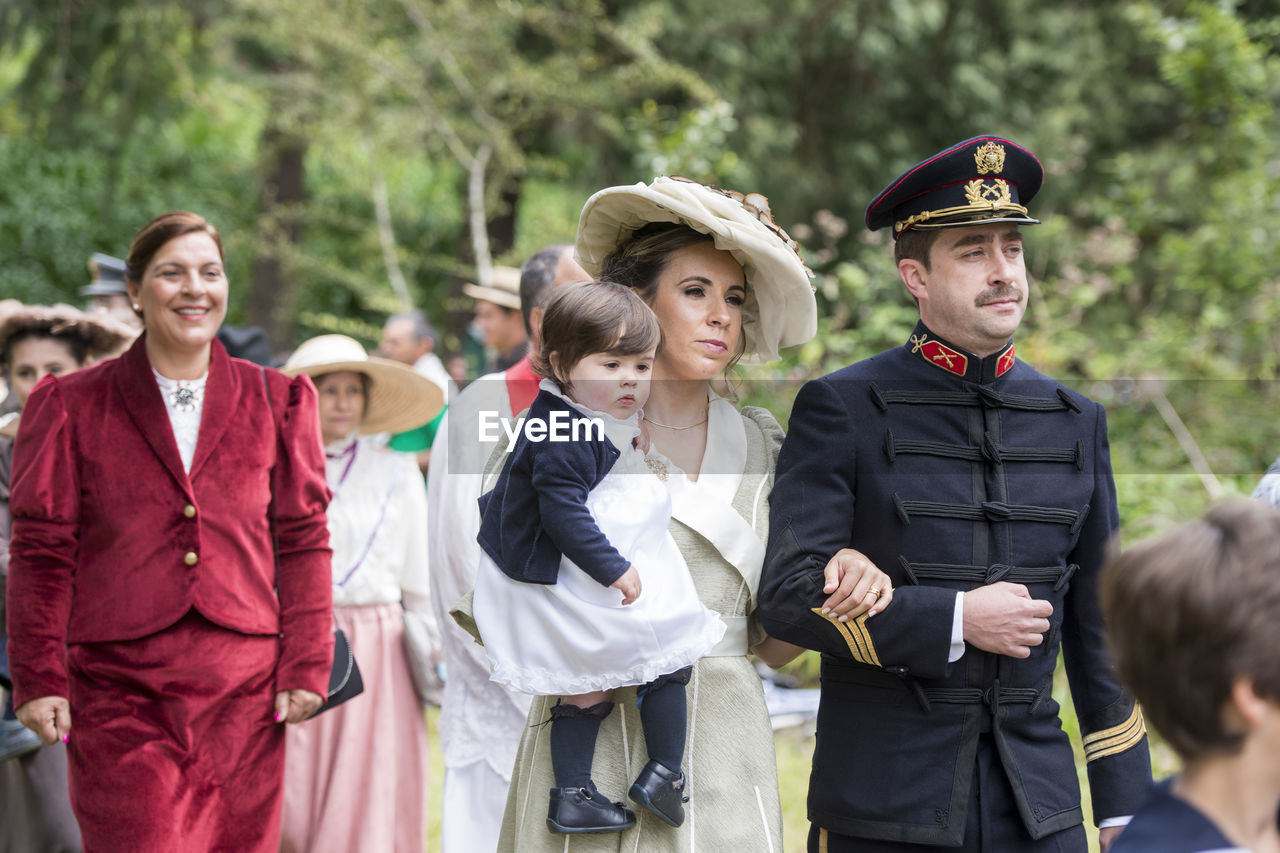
[964,179,1013,207]
[975,141,1006,175]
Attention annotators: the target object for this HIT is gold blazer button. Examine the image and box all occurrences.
[184,552,199,566]
[183,504,197,519]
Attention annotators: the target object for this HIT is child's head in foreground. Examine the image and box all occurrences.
[1100,500,1280,764]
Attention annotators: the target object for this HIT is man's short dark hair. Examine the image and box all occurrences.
[388,309,436,346]
[519,245,572,336]
[894,228,941,271]
[1101,501,1280,761]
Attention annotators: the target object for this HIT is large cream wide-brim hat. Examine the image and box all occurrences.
[575,176,818,364]
[282,334,444,435]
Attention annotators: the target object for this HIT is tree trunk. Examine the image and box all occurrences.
[247,123,307,353]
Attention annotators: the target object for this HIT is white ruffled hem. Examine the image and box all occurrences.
[486,616,726,696]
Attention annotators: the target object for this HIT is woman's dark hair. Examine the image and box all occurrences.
[1,330,87,377]
[599,222,715,304]
[532,280,661,391]
[125,211,224,284]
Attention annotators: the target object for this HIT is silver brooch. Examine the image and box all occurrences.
[167,382,202,412]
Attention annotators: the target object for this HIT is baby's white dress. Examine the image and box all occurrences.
[472,390,725,696]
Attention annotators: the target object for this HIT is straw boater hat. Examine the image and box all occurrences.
[281,334,444,435]
[461,266,523,311]
[574,176,818,364]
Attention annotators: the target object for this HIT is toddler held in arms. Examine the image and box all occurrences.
[473,280,725,834]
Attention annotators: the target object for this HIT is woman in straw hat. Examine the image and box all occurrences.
[278,334,444,853]
[0,302,132,853]
[491,177,894,851]
[6,212,334,852]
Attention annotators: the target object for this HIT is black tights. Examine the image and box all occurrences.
[548,666,693,789]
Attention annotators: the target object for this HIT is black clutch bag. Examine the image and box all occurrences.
[314,628,364,715]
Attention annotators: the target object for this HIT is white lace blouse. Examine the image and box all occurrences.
[153,370,208,473]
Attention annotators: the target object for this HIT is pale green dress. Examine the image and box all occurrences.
[490,400,787,853]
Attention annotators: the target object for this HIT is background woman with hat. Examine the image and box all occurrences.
[6,211,334,851]
[0,302,131,852]
[278,334,444,853]
[491,177,893,851]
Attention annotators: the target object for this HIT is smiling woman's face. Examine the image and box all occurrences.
[644,241,745,382]
[127,231,228,359]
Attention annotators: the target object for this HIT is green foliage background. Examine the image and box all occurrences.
[3,4,1278,846]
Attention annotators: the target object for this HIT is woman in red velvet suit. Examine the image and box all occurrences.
[6,211,334,852]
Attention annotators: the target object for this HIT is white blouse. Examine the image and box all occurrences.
[324,434,432,610]
[153,369,208,473]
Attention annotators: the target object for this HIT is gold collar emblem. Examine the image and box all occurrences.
[975,141,1006,175]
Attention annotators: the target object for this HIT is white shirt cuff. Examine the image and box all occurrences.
[948,591,965,663]
[1098,816,1132,829]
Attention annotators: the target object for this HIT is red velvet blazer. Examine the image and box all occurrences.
[6,336,334,706]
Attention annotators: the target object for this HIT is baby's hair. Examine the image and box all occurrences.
[533,279,661,391]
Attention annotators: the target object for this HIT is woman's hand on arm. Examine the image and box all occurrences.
[820,548,894,620]
[16,696,71,745]
[274,689,324,724]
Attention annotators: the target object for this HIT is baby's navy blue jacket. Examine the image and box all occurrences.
[476,388,631,587]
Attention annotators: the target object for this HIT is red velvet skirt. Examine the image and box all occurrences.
[65,609,285,852]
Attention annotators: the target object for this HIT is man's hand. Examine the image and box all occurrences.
[611,565,642,605]
[1098,825,1124,852]
[275,689,324,724]
[962,582,1053,658]
[820,549,894,621]
[16,696,71,745]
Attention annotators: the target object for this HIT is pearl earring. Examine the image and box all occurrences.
[132,303,140,310]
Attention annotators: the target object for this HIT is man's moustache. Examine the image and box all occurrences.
[976,288,1021,306]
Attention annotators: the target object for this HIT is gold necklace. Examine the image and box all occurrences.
[643,405,708,431]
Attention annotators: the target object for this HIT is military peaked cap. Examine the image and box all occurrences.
[865,135,1043,238]
[79,252,129,297]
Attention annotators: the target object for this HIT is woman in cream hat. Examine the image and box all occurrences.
[278,334,444,853]
[493,178,893,852]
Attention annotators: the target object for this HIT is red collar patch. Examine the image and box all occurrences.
[995,343,1016,377]
[916,338,968,377]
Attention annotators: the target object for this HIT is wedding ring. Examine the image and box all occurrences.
[866,588,882,599]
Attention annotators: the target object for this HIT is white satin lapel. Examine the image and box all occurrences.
[667,395,764,599]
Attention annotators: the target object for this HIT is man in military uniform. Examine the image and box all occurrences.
[759,136,1152,852]
[80,252,142,335]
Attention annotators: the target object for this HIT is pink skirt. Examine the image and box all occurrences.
[66,608,285,853]
[279,602,429,853]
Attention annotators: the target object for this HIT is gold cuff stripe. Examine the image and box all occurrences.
[811,607,881,668]
[1082,704,1143,747]
[1083,706,1146,763]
